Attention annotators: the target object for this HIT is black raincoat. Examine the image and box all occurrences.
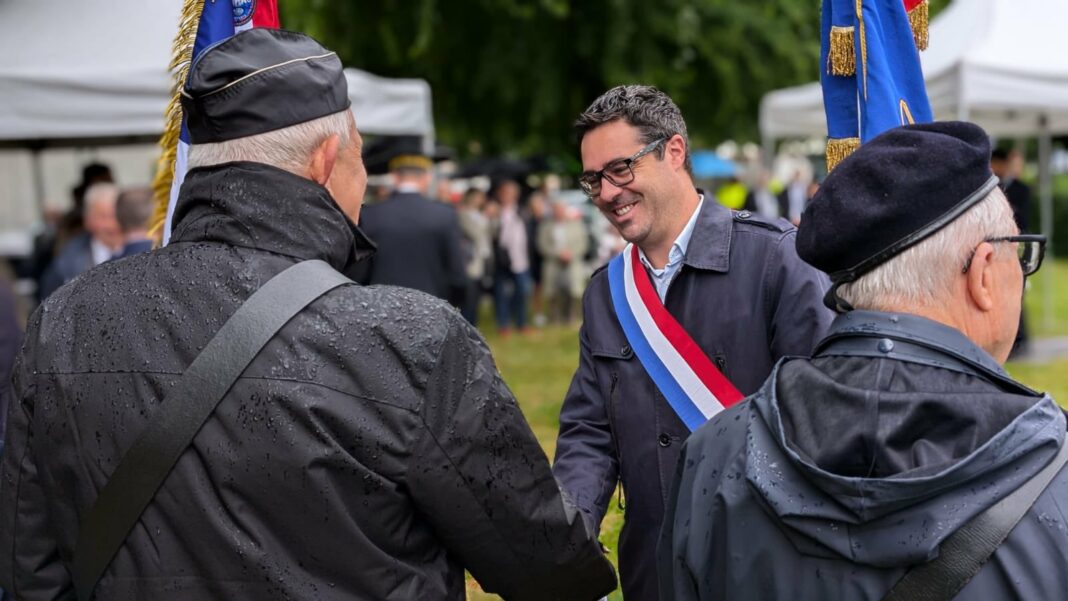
[0,162,615,601]
[660,311,1068,600]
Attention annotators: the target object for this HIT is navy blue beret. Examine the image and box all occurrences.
[797,121,998,286]
[181,29,351,144]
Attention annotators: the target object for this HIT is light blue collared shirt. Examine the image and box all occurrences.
[638,195,704,302]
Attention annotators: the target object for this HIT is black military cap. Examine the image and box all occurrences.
[362,136,432,175]
[181,28,350,144]
[797,121,999,301]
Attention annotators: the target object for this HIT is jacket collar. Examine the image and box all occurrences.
[815,310,1015,384]
[681,190,732,272]
[383,190,429,203]
[169,161,375,272]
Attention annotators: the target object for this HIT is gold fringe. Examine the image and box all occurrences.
[908,0,929,51]
[826,137,861,172]
[148,0,206,244]
[828,26,856,76]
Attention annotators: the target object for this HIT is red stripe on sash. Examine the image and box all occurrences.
[629,246,744,406]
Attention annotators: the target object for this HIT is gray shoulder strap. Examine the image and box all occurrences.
[882,433,1068,601]
[71,260,352,600]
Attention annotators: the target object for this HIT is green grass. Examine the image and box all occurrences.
[1025,258,1068,337]
[466,261,1067,599]
[1007,360,1068,401]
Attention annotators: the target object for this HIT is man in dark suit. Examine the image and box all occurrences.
[991,148,1033,355]
[357,144,467,306]
[38,182,123,300]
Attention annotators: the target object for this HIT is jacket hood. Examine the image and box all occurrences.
[170,161,375,272]
[745,312,1062,568]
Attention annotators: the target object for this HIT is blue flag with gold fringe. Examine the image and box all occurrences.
[821,0,933,171]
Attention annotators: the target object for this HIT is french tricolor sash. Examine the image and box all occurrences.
[607,244,744,432]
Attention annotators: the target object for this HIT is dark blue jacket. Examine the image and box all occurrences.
[38,233,94,301]
[553,199,832,600]
[356,191,467,306]
[660,311,1067,600]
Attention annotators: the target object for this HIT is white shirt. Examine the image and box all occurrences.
[637,195,704,302]
[90,239,114,266]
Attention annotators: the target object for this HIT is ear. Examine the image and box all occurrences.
[665,134,687,172]
[307,134,341,186]
[965,241,997,312]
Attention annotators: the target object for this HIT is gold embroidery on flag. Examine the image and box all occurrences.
[856,0,868,100]
[826,137,861,172]
[828,26,856,76]
[899,99,916,125]
[149,0,206,244]
[909,0,929,51]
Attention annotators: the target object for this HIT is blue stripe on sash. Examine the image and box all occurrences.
[607,254,707,432]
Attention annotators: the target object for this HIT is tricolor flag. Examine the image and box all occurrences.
[152,0,280,244]
[608,245,744,432]
[821,0,932,171]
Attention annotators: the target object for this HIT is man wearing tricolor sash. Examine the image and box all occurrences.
[552,85,832,601]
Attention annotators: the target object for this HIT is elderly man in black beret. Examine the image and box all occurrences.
[0,29,615,601]
[660,121,1061,601]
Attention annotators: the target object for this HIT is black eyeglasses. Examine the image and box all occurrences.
[961,234,1047,276]
[579,138,666,198]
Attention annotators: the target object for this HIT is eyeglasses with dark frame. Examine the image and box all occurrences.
[961,234,1047,276]
[578,137,667,198]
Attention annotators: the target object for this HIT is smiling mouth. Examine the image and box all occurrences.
[610,202,637,217]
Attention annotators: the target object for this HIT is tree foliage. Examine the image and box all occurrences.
[282,0,946,161]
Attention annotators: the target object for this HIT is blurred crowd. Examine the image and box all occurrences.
[355,154,836,337]
[0,143,1032,349]
[11,163,156,304]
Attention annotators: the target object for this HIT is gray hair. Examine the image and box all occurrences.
[575,85,693,176]
[838,187,1017,311]
[187,110,352,174]
[116,186,156,233]
[83,182,119,215]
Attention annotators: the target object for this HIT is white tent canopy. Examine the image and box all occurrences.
[0,0,434,144]
[760,0,1066,328]
[760,0,1068,140]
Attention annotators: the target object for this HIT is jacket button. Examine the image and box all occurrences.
[737,210,751,219]
[621,344,632,358]
[658,433,672,447]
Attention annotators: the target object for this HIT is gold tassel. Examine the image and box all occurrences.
[828,26,856,76]
[826,137,861,172]
[908,0,929,51]
[149,0,206,244]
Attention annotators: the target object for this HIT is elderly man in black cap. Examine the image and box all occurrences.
[0,29,615,601]
[659,121,1061,601]
[356,139,467,305]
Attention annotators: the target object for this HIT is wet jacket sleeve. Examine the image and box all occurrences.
[0,314,73,600]
[407,316,616,601]
[764,232,832,359]
[552,321,618,532]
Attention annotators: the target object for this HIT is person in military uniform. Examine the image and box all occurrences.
[0,29,615,601]
[552,85,832,601]
[660,122,1058,600]
[356,139,467,306]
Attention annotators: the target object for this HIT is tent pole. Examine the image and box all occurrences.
[1037,115,1053,333]
[31,147,46,220]
[761,135,774,170]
